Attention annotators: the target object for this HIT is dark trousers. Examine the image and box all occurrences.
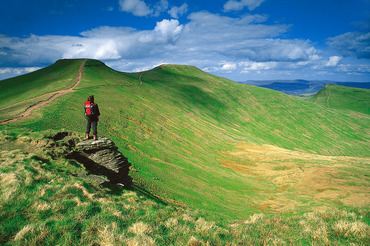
[86,116,98,136]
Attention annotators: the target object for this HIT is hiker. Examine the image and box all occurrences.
[84,95,100,140]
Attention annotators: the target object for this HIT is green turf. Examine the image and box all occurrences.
[1,59,369,220]
[0,59,82,108]
[310,84,370,115]
[1,129,368,245]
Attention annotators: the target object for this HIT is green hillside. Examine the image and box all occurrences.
[310,84,370,115]
[0,59,369,220]
[0,59,83,122]
[0,59,82,108]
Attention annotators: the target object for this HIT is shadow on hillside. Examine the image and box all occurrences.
[132,183,168,206]
[177,84,226,111]
[67,151,133,195]
[148,69,228,117]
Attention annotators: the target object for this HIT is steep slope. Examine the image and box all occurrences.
[0,59,85,122]
[310,84,370,115]
[1,59,369,219]
[0,59,83,108]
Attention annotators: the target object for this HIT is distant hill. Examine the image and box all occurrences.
[240,79,370,95]
[0,59,82,108]
[310,84,370,115]
[1,59,369,219]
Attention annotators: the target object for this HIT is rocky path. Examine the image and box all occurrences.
[1,59,86,124]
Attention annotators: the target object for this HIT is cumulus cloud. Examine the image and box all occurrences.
[221,62,237,71]
[325,56,342,67]
[119,0,152,16]
[223,0,265,12]
[154,19,183,42]
[0,18,184,67]
[0,11,308,67]
[0,67,42,80]
[327,31,370,59]
[1,11,368,82]
[0,12,315,67]
[240,61,278,71]
[0,67,40,74]
[181,12,316,62]
[168,3,188,19]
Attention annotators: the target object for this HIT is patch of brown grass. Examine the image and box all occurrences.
[128,222,152,235]
[13,224,35,241]
[98,222,125,245]
[333,220,369,238]
[0,172,19,200]
[220,141,370,212]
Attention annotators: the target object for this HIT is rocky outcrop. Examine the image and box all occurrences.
[69,137,132,189]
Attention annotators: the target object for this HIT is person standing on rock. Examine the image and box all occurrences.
[84,95,100,140]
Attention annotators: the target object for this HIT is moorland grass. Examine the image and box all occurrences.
[310,84,370,115]
[0,59,83,109]
[1,59,369,220]
[0,129,368,245]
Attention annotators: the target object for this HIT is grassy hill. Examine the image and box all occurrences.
[0,59,83,108]
[310,84,370,115]
[0,59,83,122]
[0,59,369,221]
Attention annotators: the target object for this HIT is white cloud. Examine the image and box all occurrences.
[327,31,370,59]
[0,11,368,82]
[325,56,342,67]
[0,12,306,67]
[0,67,42,80]
[153,0,169,16]
[24,67,42,73]
[119,0,152,16]
[168,3,188,19]
[118,0,169,17]
[0,68,14,74]
[223,0,265,12]
[221,62,237,70]
[184,12,289,41]
[180,12,316,62]
[240,61,278,71]
[154,19,183,42]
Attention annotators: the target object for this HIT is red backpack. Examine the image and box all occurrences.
[84,101,96,116]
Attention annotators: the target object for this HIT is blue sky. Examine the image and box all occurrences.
[0,0,369,82]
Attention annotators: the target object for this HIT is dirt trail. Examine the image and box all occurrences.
[138,72,144,85]
[1,59,86,125]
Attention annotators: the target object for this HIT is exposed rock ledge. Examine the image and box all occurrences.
[68,137,132,189]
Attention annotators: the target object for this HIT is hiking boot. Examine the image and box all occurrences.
[93,135,98,140]
[85,134,89,140]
